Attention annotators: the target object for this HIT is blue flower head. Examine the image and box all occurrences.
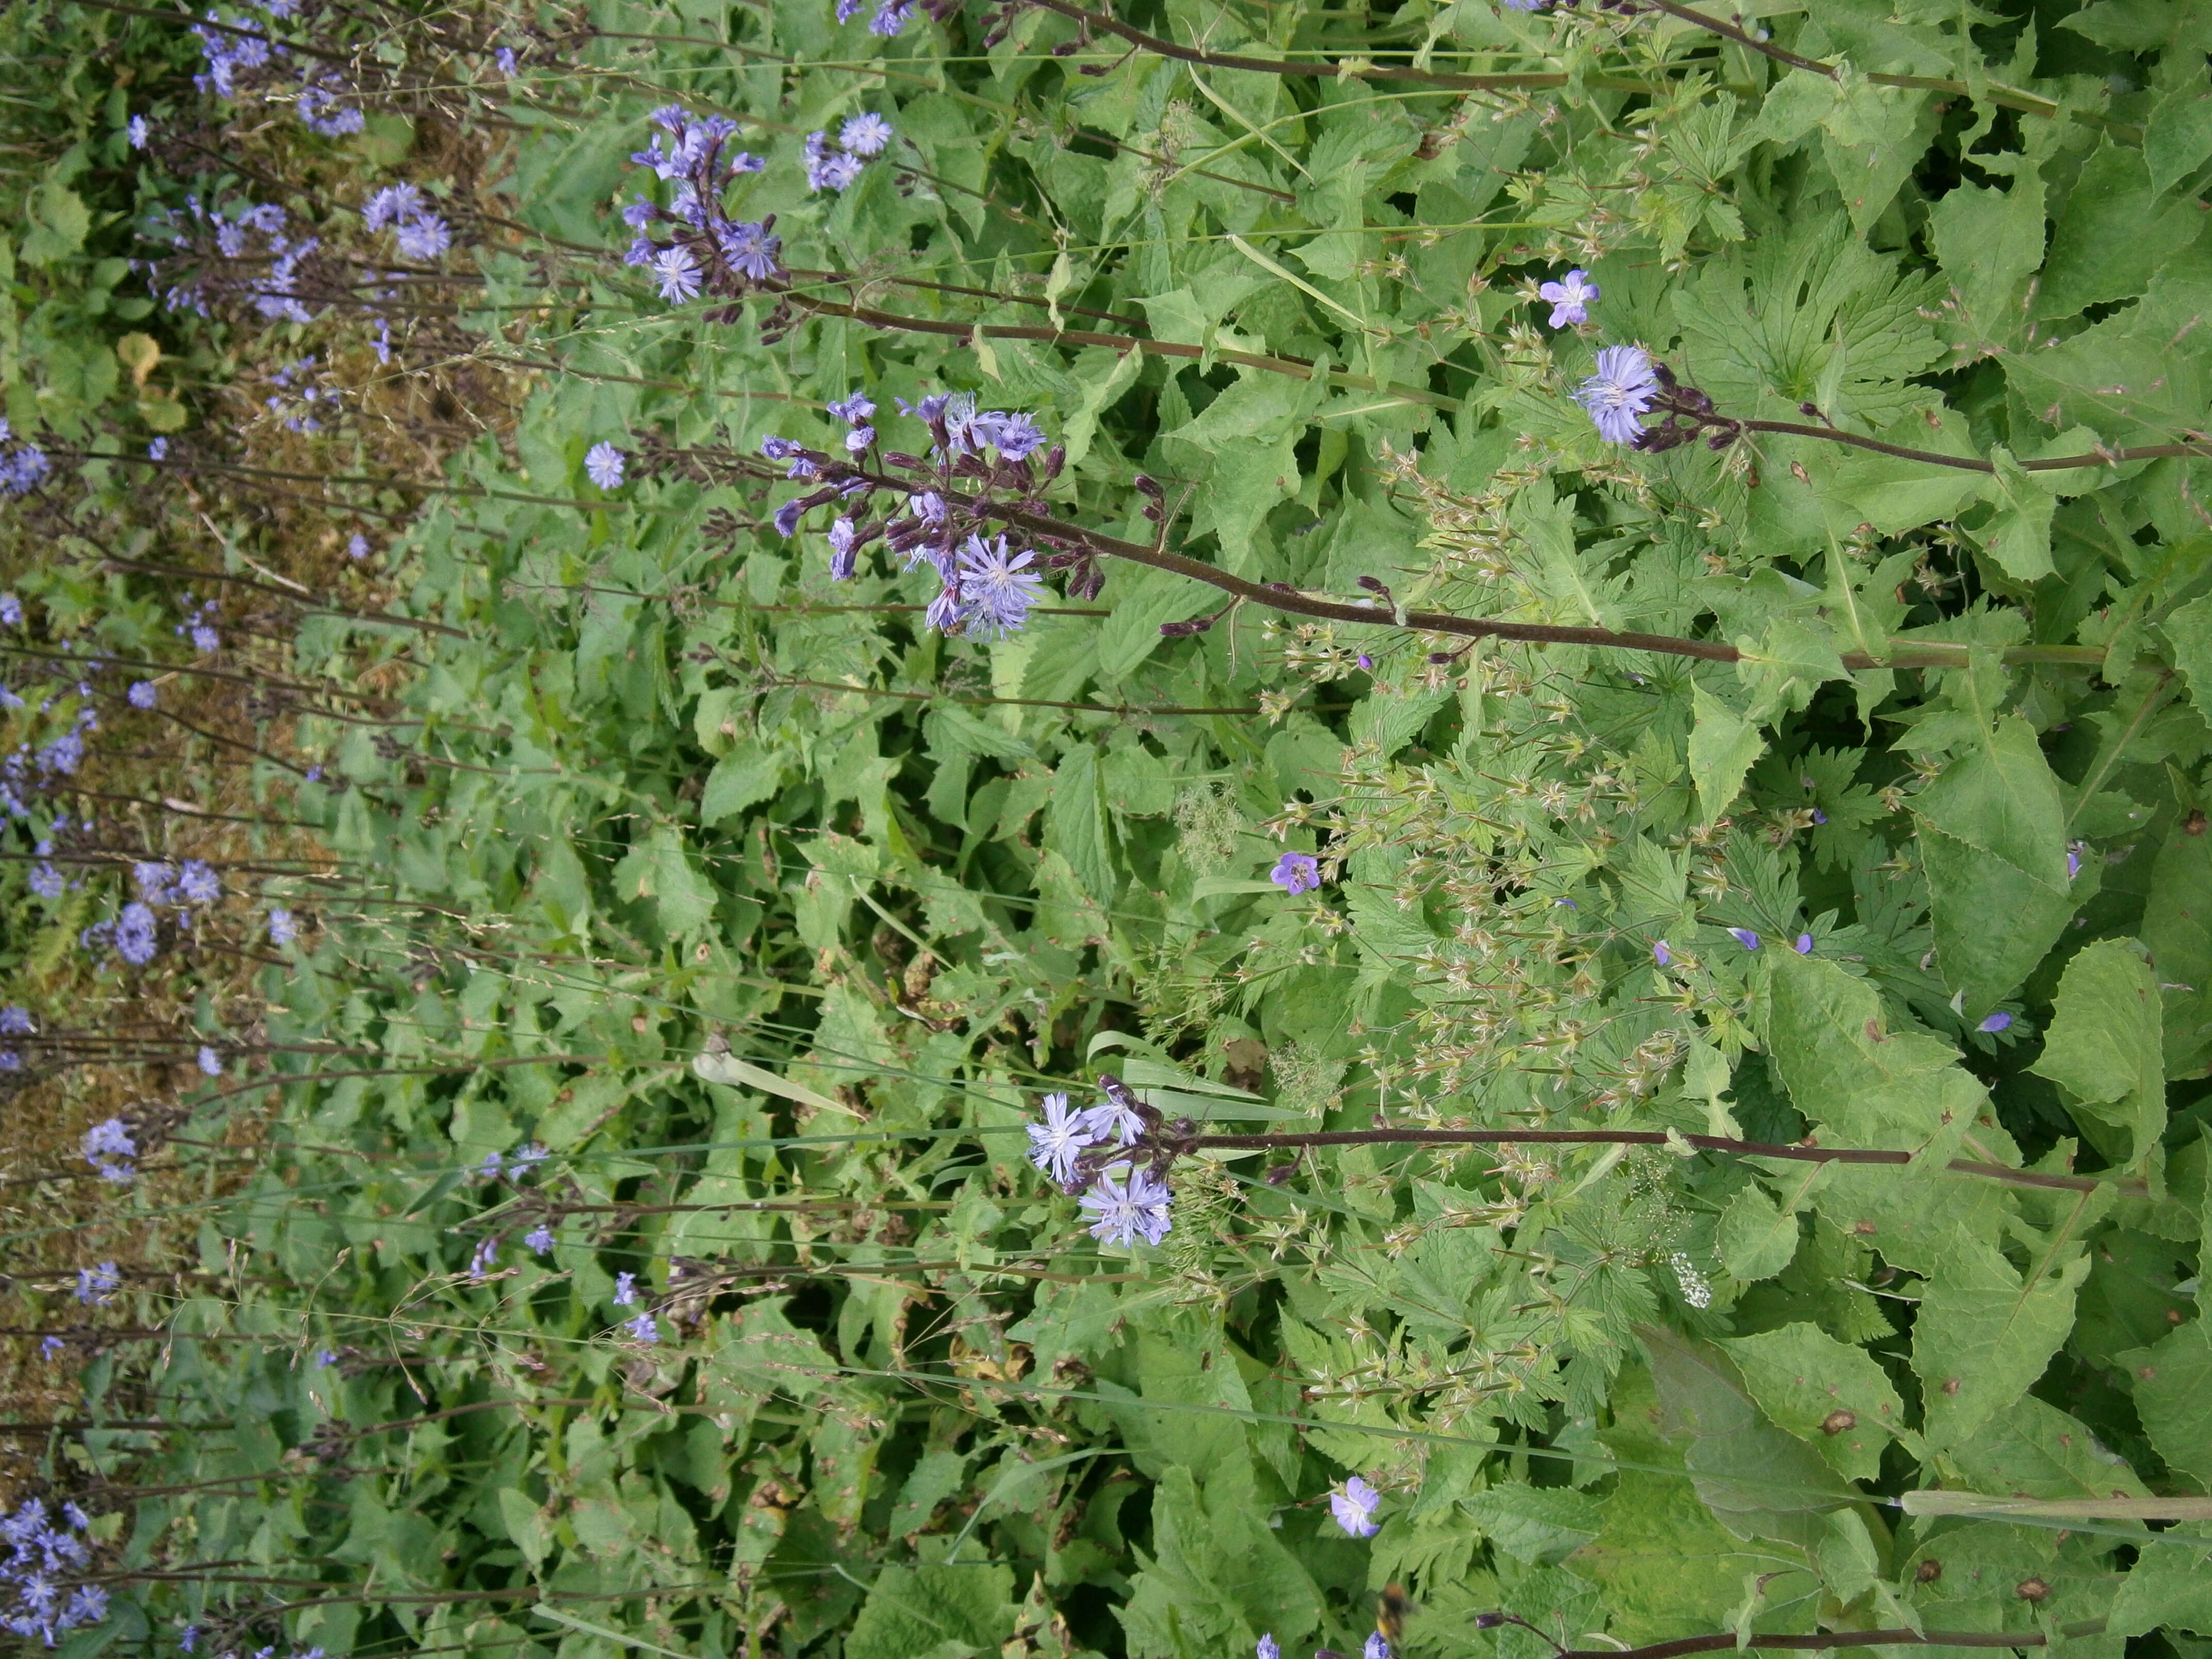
[1573,345,1658,445]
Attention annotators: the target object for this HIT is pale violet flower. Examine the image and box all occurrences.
[1538,268,1598,328]
[1271,852,1321,895]
[1573,344,1658,445]
[1026,1092,1093,1186]
[840,112,893,156]
[1727,928,1760,951]
[585,443,626,489]
[1079,1167,1173,1248]
[1330,1475,1381,1538]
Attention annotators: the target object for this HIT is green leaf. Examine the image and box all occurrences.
[1720,1322,1910,1482]
[1460,1483,1600,1566]
[2143,819,2212,1076]
[2028,937,2166,1166]
[701,741,784,824]
[2164,592,2212,713]
[2036,138,2205,319]
[2107,1531,2212,1637]
[1118,1460,1323,1658]
[1913,714,2076,1020]
[1946,1395,2151,1502]
[1044,742,1115,902]
[1687,685,1763,825]
[1767,951,1987,1159]
[1911,1235,2090,1450]
[1975,447,2057,583]
[611,826,718,936]
[2114,1316,2212,1492]
[1926,164,2045,339]
[2147,87,2212,197]
[20,180,89,265]
[1569,1468,1818,1644]
[1640,1325,1852,1548]
[844,1562,1019,1659]
[1716,1179,1802,1282]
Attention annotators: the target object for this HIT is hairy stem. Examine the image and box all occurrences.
[1191,1127,2140,1195]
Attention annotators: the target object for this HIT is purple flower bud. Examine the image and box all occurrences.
[773,499,807,538]
[1794,933,1813,954]
[1652,940,1671,966]
[1728,928,1760,951]
[1977,1011,2012,1033]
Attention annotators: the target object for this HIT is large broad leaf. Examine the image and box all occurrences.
[1911,1235,2089,1451]
[2142,815,2212,1077]
[1460,1483,1600,1566]
[1686,685,1763,825]
[2114,1316,2212,1493]
[610,825,718,937]
[1044,742,1115,902]
[1719,1322,1909,1483]
[2029,938,2167,1166]
[1639,1325,1852,1549]
[844,1562,1018,1659]
[1117,1459,1323,1659]
[1945,1395,2151,1503]
[1568,1469,1819,1645]
[1912,715,2075,1020]
[1766,951,1986,1159]
[2108,1532,2212,1637]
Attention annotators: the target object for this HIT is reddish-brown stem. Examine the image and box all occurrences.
[792,294,1459,411]
[1024,0,1574,90]
[1744,418,2212,475]
[1194,1128,2137,1195]
[1553,1623,2105,1659]
[756,670,1256,717]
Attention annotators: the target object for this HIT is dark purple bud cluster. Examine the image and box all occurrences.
[1628,361,1744,456]
[767,390,1071,639]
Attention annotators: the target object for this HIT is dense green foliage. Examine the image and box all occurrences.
[10,3,2212,1659]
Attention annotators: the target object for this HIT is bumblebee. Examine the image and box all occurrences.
[1377,1585,1412,1648]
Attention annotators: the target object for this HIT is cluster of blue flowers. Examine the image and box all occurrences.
[828,0,956,35]
[0,1005,31,1075]
[1,1497,107,1646]
[74,1263,121,1306]
[140,196,318,324]
[0,419,51,499]
[362,183,451,263]
[175,596,222,654]
[622,107,783,305]
[803,112,893,191]
[264,355,343,433]
[767,390,1059,640]
[193,1,363,136]
[1026,1081,1174,1248]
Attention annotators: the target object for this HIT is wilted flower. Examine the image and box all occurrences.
[1330,1475,1381,1538]
[1573,344,1658,444]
